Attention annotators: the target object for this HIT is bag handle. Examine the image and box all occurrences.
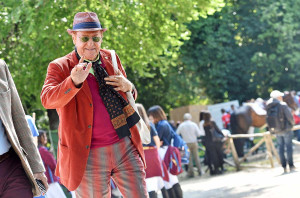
[109,50,118,74]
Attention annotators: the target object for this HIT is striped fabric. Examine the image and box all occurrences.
[75,137,148,198]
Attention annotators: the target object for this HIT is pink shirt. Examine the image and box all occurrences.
[38,146,59,184]
[87,73,120,149]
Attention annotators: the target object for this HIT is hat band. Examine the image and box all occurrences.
[73,22,102,30]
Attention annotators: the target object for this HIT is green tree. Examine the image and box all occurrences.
[180,0,300,103]
[0,0,224,119]
[180,4,257,103]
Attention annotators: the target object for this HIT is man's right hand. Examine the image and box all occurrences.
[71,56,92,87]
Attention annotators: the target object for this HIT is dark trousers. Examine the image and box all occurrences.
[277,131,294,168]
[0,150,33,198]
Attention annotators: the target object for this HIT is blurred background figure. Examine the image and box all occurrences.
[229,105,236,114]
[148,105,183,198]
[199,111,206,137]
[221,109,231,130]
[26,115,46,198]
[26,115,39,146]
[291,91,300,108]
[267,90,295,173]
[38,130,66,198]
[177,113,202,178]
[137,103,169,198]
[292,110,300,141]
[203,112,225,175]
[169,120,177,131]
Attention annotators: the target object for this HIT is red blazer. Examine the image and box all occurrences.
[41,49,145,191]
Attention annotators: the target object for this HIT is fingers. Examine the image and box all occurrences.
[86,62,92,71]
[79,55,85,63]
[104,75,131,92]
[75,63,87,71]
[114,85,125,92]
[105,81,120,86]
[74,56,86,71]
[104,75,119,82]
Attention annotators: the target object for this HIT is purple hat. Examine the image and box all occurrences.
[67,12,107,34]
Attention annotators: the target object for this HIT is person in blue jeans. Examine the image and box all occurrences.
[277,131,294,172]
[267,90,295,173]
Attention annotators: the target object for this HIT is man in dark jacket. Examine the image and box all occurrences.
[266,90,295,173]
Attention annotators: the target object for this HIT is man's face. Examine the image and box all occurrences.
[72,30,103,61]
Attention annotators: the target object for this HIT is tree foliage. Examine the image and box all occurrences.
[0,0,224,116]
[180,0,300,103]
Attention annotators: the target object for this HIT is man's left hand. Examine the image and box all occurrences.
[104,70,132,92]
[34,172,48,193]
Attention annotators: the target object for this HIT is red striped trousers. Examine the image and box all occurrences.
[75,137,148,198]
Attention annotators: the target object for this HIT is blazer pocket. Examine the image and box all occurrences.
[58,143,70,179]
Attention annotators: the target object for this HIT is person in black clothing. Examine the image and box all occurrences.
[202,111,225,175]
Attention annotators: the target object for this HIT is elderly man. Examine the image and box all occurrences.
[41,12,147,197]
[177,113,202,177]
[0,60,48,197]
[267,90,295,173]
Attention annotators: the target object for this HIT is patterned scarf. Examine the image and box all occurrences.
[75,49,140,138]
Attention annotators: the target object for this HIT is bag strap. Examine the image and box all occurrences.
[109,50,118,74]
[47,165,55,183]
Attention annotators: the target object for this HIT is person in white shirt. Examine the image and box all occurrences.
[177,113,202,177]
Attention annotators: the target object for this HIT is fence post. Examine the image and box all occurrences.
[268,134,280,164]
[240,137,265,163]
[229,137,241,171]
[264,133,274,168]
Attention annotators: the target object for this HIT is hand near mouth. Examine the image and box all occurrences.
[71,56,92,88]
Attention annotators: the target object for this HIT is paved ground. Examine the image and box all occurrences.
[179,164,300,198]
[159,152,300,198]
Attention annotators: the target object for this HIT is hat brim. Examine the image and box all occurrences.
[67,28,107,35]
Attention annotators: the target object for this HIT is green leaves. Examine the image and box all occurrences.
[0,0,224,116]
[179,0,300,103]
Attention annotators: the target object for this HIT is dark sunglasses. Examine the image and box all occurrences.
[79,36,102,43]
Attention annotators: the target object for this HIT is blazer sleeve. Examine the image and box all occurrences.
[4,62,45,173]
[41,62,81,109]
